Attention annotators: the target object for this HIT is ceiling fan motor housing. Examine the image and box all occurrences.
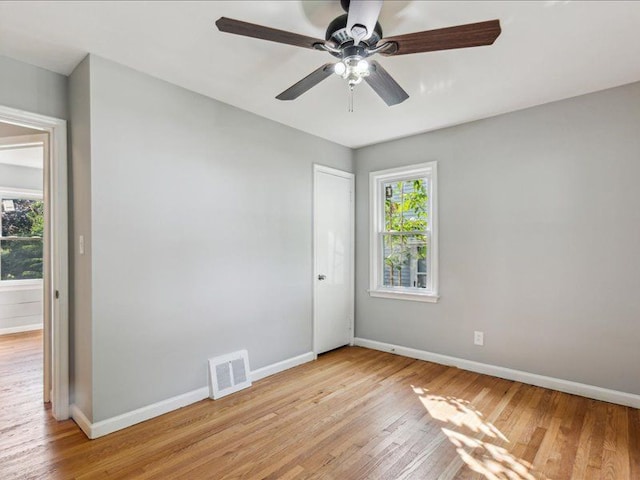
[325,14,382,49]
[341,45,368,62]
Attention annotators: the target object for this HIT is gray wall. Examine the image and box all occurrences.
[68,56,94,420]
[354,81,640,396]
[0,288,42,332]
[0,53,67,336]
[0,55,68,120]
[0,163,42,191]
[75,55,352,422]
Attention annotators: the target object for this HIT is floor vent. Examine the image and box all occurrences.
[208,350,252,399]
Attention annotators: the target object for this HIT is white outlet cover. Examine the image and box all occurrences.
[474,331,484,346]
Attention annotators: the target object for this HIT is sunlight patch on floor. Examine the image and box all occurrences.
[443,428,536,480]
[410,385,540,480]
[418,391,508,442]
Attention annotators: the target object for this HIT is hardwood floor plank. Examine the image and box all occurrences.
[629,407,640,479]
[1,332,638,479]
[545,394,589,479]
[586,401,609,473]
[571,400,599,479]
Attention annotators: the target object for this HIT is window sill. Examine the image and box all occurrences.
[369,289,439,303]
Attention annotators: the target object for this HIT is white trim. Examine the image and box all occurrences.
[69,404,93,438]
[354,337,640,409]
[313,164,354,180]
[71,351,316,439]
[0,323,43,335]
[0,104,69,420]
[72,388,210,439]
[313,164,355,354]
[369,162,439,302]
[251,351,315,381]
[368,289,439,303]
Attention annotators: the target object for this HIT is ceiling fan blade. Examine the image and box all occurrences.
[276,64,335,101]
[364,61,409,106]
[381,19,501,56]
[346,0,383,45]
[216,17,324,50]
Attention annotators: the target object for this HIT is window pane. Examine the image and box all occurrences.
[1,199,43,281]
[1,199,44,237]
[382,234,427,288]
[1,239,43,280]
[384,178,428,232]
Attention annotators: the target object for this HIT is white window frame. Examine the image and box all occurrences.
[0,186,44,287]
[369,162,439,302]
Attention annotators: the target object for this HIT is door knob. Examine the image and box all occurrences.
[318,274,326,280]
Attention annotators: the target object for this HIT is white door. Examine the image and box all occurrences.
[313,165,354,355]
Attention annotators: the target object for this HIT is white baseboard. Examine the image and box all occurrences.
[0,323,43,336]
[354,337,640,409]
[251,351,315,382]
[69,404,93,438]
[73,387,211,439]
[71,351,315,439]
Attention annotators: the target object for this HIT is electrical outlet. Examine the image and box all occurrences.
[474,331,484,346]
[79,235,85,255]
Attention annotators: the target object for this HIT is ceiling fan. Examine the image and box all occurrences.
[216,0,501,107]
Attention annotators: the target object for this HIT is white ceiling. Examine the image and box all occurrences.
[0,1,639,148]
[0,122,41,138]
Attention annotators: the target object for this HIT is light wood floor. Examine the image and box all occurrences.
[1,332,638,479]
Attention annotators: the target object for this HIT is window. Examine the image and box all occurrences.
[369,162,438,302]
[0,190,44,283]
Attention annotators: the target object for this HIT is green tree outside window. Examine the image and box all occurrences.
[383,179,429,287]
[1,199,44,280]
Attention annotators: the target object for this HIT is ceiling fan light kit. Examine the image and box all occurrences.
[215,0,501,110]
[333,57,368,84]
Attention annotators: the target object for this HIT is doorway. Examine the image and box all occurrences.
[313,164,354,355]
[0,107,69,420]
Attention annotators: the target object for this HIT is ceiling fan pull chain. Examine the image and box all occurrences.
[348,85,354,113]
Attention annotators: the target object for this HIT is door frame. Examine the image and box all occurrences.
[312,164,355,357]
[0,105,69,420]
